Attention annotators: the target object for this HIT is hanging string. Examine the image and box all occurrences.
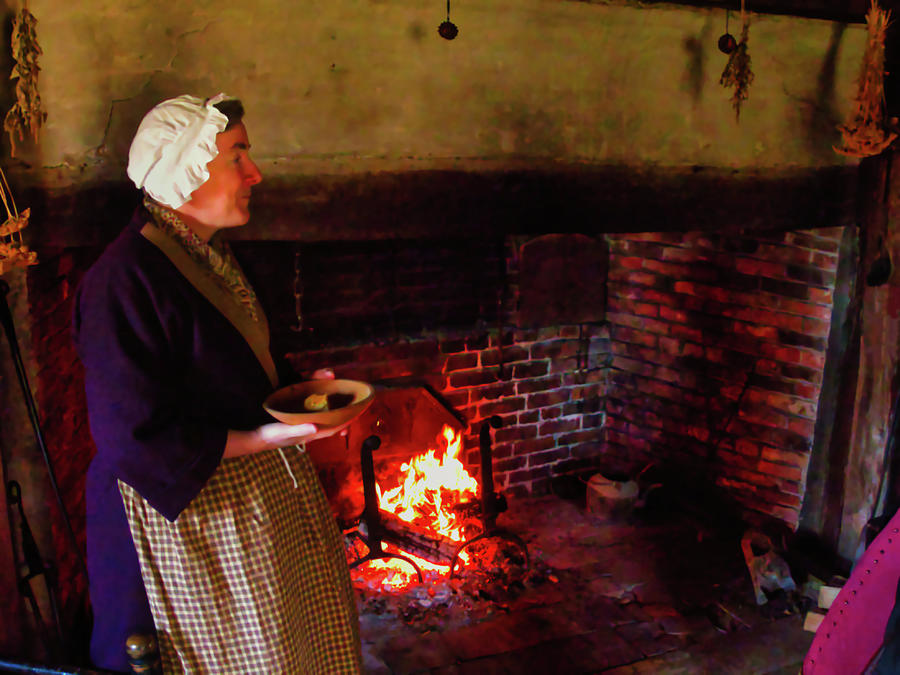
[278,448,298,488]
[278,443,308,489]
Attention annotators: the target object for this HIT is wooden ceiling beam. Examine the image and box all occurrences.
[615,0,867,24]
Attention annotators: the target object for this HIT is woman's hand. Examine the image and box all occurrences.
[224,368,346,457]
[225,417,354,457]
[225,423,317,457]
[258,420,352,445]
[257,422,318,448]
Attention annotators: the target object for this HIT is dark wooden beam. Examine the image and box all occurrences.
[25,164,859,249]
[601,0,867,24]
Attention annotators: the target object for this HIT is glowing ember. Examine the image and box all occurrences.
[351,425,480,590]
[349,541,451,592]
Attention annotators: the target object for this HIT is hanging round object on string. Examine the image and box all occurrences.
[438,0,458,40]
[718,10,736,54]
[439,20,458,40]
[718,33,737,54]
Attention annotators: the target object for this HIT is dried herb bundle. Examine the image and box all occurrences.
[720,22,754,121]
[834,0,896,157]
[0,166,36,274]
[4,3,46,158]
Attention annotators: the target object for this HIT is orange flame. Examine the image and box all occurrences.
[352,425,480,590]
[377,425,478,541]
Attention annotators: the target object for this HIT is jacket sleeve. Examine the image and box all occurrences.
[73,250,227,522]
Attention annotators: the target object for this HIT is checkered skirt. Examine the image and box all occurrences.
[119,447,362,674]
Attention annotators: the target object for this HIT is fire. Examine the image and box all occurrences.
[378,425,478,541]
[352,424,480,590]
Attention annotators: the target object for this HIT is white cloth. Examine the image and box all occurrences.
[127,94,232,209]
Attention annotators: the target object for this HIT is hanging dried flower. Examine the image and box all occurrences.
[0,167,36,275]
[4,3,47,158]
[720,21,754,121]
[834,0,896,158]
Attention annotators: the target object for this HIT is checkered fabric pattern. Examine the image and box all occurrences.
[119,447,362,674]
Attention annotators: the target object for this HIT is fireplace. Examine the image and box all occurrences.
[257,226,840,530]
[345,414,528,592]
[299,379,528,590]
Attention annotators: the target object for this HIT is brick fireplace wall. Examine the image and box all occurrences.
[277,234,612,496]
[271,229,841,529]
[285,323,612,497]
[604,228,842,527]
[22,246,100,650]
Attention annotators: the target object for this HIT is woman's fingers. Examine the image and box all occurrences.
[258,422,318,447]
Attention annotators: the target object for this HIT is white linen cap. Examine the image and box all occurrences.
[127,93,233,209]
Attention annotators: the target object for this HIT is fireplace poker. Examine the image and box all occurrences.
[449,416,529,578]
[0,280,86,574]
[349,434,424,583]
[7,480,64,661]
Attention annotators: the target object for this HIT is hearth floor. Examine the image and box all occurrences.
[355,494,814,674]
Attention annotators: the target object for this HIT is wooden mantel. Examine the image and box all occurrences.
[23,164,859,249]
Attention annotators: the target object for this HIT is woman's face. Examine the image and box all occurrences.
[176,122,263,238]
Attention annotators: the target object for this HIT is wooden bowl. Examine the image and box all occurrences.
[263,379,375,427]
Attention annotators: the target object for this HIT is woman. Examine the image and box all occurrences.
[73,94,362,673]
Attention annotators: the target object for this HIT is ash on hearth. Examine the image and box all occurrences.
[353,551,557,633]
[348,532,533,591]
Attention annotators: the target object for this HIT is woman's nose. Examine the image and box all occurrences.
[244,160,262,186]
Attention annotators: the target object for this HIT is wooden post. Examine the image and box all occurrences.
[820,0,900,560]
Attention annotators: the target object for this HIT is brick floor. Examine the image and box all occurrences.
[356,494,814,674]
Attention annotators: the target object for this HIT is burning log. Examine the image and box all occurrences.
[449,499,482,519]
[360,509,457,565]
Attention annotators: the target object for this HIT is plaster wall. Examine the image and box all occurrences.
[20,0,866,187]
